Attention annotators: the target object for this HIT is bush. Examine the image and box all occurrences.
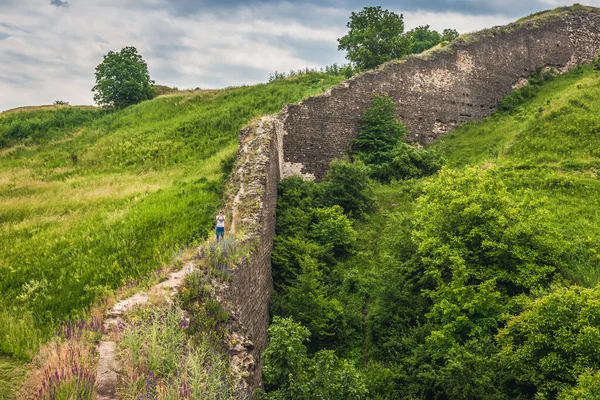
[322,159,374,218]
[498,286,600,399]
[352,95,441,182]
[593,51,600,71]
[407,167,568,398]
[263,317,367,400]
[498,67,556,113]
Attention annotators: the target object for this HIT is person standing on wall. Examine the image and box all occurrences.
[216,210,226,243]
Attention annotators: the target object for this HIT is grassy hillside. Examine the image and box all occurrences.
[433,65,600,286]
[0,72,346,367]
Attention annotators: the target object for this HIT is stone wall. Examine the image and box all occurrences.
[227,116,281,387]
[281,7,600,180]
[224,6,600,389]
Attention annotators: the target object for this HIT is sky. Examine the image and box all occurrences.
[0,0,598,112]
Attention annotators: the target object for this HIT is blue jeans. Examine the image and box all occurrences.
[216,227,225,240]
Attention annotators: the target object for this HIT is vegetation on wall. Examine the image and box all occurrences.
[351,94,442,183]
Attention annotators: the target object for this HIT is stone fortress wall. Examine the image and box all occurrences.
[225,6,600,387]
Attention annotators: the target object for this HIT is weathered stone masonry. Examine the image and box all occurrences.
[226,116,281,387]
[225,7,600,388]
[282,8,600,180]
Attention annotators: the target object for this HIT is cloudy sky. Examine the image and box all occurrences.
[0,0,598,111]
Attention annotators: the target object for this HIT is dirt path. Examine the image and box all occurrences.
[94,261,196,399]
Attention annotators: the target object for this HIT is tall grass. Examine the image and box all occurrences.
[0,72,347,366]
[118,304,246,400]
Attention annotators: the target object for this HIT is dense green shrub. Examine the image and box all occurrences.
[352,95,441,182]
[593,51,600,71]
[263,317,367,400]
[322,159,374,218]
[498,67,556,113]
[498,286,600,399]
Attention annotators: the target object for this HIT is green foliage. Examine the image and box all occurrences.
[442,28,460,42]
[558,370,600,400]
[271,256,346,351]
[498,67,556,113]
[354,95,406,156]
[337,7,458,69]
[263,316,311,394]
[118,304,240,399]
[593,51,600,71]
[270,171,368,352]
[268,52,600,400]
[414,167,564,296]
[337,6,409,70]
[406,25,442,54]
[322,159,374,218]
[498,286,600,399]
[310,206,357,259]
[269,63,358,82]
[92,46,155,110]
[263,317,367,400]
[353,95,441,182]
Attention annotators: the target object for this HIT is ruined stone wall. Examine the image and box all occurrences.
[227,116,281,387]
[281,8,600,180]
[224,7,600,389]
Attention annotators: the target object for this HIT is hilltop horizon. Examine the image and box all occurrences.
[2,0,599,112]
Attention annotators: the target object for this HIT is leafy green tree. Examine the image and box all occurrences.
[263,316,312,398]
[413,167,564,297]
[264,317,367,400]
[409,167,567,398]
[354,95,406,157]
[337,6,410,70]
[498,286,600,399]
[92,46,155,110]
[322,159,374,218]
[338,7,458,69]
[442,28,460,42]
[310,206,357,259]
[558,370,600,400]
[271,256,346,351]
[406,25,442,54]
[309,350,368,400]
[352,95,441,182]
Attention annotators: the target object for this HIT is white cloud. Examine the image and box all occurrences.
[0,0,599,111]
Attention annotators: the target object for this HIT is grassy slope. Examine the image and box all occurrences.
[365,65,600,290]
[432,65,600,285]
[0,73,345,369]
[0,357,26,400]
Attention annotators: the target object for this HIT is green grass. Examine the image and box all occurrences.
[0,71,346,372]
[0,357,26,400]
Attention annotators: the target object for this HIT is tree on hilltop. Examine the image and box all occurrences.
[337,6,410,70]
[92,46,154,110]
[337,6,460,70]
